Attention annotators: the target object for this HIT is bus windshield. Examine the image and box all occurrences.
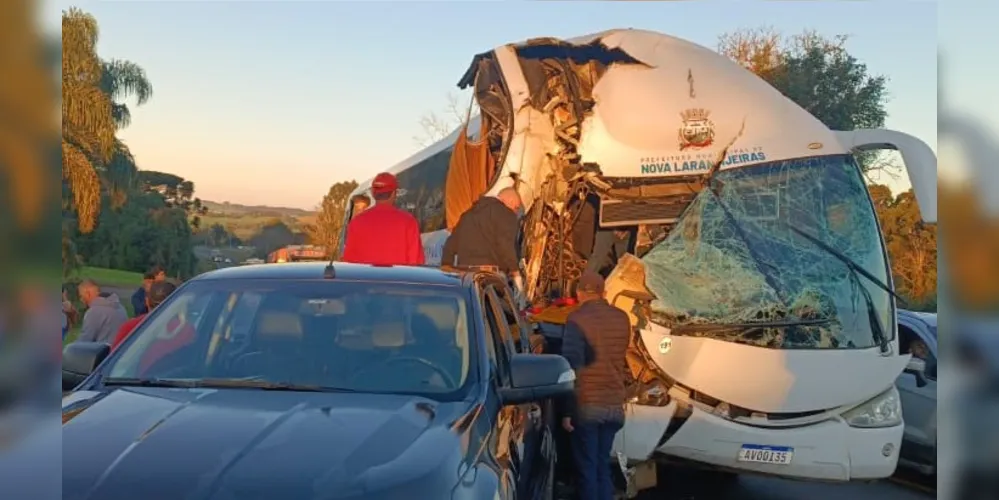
[642,154,894,350]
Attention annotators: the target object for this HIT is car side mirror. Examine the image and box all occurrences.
[500,353,575,405]
[904,357,929,388]
[63,342,110,392]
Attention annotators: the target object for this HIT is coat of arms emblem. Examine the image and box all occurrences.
[678,108,715,150]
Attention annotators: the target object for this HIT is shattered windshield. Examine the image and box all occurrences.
[642,154,894,349]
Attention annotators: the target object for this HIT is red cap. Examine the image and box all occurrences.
[371,172,398,195]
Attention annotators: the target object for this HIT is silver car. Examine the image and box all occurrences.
[895,309,937,476]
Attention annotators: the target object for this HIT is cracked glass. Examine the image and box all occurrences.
[642,154,894,349]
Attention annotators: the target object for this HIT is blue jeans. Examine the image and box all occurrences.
[570,411,623,500]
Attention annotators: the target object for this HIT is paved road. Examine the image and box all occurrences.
[635,467,933,499]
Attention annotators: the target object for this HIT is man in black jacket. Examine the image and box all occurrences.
[441,187,526,304]
[131,266,165,316]
[561,270,631,500]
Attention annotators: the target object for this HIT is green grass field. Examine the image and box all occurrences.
[76,266,145,288]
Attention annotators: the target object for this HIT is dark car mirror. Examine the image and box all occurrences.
[904,357,928,388]
[63,342,110,391]
[500,353,574,405]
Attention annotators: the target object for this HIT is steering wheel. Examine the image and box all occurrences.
[348,356,458,390]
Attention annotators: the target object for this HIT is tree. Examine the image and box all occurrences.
[249,220,298,258]
[101,59,152,129]
[207,223,231,247]
[718,28,892,176]
[62,7,154,232]
[62,7,116,233]
[72,190,198,279]
[414,92,476,147]
[137,170,208,227]
[314,180,359,259]
[868,185,937,307]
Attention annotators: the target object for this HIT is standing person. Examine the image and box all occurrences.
[441,187,525,302]
[76,279,129,345]
[560,271,631,500]
[585,228,633,276]
[111,281,177,351]
[349,194,371,220]
[62,287,78,341]
[131,266,165,316]
[341,172,425,266]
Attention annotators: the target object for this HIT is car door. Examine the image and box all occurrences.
[488,282,553,498]
[482,281,543,499]
[896,319,938,463]
[479,283,524,499]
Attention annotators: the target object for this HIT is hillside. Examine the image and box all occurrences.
[200,200,317,241]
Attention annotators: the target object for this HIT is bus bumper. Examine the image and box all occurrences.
[634,405,903,481]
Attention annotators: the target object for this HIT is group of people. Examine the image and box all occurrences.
[63,266,178,352]
[341,171,632,500]
[340,171,529,303]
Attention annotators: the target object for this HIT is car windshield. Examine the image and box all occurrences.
[106,280,474,398]
[642,154,894,349]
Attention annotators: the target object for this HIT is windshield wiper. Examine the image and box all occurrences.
[103,377,354,393]
[787,225,897,352]
[103,377,201,388]
[671,317,834,334]
[788,226,904,303]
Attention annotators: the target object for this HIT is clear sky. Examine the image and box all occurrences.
[49,0,937,210]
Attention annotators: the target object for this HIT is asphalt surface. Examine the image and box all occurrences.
[634,467,934,499]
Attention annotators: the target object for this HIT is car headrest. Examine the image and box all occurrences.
[416,302,458,332]
[336,331,373,350]
[372,321,406,348]
[255,312,303,339]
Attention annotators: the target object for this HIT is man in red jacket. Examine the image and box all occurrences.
[342,172,425,266]
[110,281,177,351]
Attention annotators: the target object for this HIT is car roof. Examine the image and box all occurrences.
[898,309,937,329]
[190,262,470,287]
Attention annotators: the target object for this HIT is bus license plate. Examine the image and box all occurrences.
[737,444,794,465]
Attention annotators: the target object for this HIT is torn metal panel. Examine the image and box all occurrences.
[454,31,653,301]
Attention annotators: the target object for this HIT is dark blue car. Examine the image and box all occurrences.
[61,263,572,500]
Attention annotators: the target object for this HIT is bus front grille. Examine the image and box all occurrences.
[600,197,695,227]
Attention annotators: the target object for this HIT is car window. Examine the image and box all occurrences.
[485,287,517,357]
[481,289,513,385]
[107,280,474,399]
[899,323,937,372]
[228,291,263,341]
[489,283,530,353]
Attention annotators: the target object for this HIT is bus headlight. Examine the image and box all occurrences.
[842,386,902,428]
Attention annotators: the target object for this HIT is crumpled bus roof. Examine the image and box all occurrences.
[459,28,847,178]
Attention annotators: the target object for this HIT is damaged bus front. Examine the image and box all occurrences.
[346,29,938,487]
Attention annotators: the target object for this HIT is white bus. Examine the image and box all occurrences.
[346,29,938,489]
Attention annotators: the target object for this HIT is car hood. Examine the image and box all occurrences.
[62,387,470,500]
